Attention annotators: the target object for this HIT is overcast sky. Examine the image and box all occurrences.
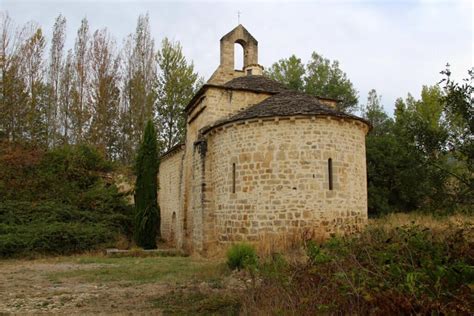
[2,0,473,114]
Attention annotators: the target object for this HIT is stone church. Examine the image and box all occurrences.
[158,25,370,254]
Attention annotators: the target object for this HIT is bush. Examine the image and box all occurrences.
[242,217,474,314]
[0,222,113,257]
[226,243,258,270]
[0,142,133,258]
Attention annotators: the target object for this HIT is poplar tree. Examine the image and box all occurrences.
[71,17,90,143]
[0,13,28,141]
[87,28,120,158]
[47,14,66,146]
[59,50,74,144]
[20,25,47,144]
[134,119,159,249]
[121,14,157,161]
[155,37,200,151]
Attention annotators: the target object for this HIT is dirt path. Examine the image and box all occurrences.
[0,257,242,315]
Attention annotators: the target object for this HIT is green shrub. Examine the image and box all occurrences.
[0,143,133,258]
[306,240,331,264]
[243,218,474,314]
[226,243,258,270]
[258,253,289,283]
[0,199,132,258]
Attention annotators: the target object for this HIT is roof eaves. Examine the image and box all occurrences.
[160,143,185,160]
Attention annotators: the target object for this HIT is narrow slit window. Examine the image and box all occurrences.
[328,158,333,190]
[232,163,236,193]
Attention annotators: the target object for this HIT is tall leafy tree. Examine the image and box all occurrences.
[155,37,200,152]
[20,24,47,144]
[395,86,447,159]
[87,28,121,158]
[71,17,90,144]
[58,50,74,144]
[0,12,29,141]
[305,52,358,112]
[121,13,157,162]
[439,65,473,208]
[267,52,358,112]
[116,106,134,163]
[134,120,159,249]
[362,89,391,135]
[47,15,66,147]
[366,81,470,215]
[364,90,433,215]
[266,55,305,91]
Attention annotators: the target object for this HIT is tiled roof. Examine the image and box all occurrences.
[201,90,369,134]
[222,75,288,93]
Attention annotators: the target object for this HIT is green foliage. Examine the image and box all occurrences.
[364,73,473,215]
[245,218,474,314]
[0,221,113,257]
[153,290,241,315]
[156,37,201,152]
[49,256,225,284]
[440,66,473,209]
[266,52,358,112]
[258,253,289,283]
[305,240,332,264]
[134,120,159,249]
[226,243,258,270]
[366,133,431,214]
[265,55,305,91]
[0,142,132,257]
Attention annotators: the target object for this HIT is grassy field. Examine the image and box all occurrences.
[0,255,240,315]
[0,212,472,315]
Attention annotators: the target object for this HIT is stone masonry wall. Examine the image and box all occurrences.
[204,116,368,245]
[180,87,272,250]
[158,149,184,244]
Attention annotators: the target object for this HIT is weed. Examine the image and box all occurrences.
[226,243,258,270]
[47,256,227,285]
[152,289,240,315]
[241,214,474,314]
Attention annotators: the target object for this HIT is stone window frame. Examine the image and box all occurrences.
[232,162,236,193]
[328,158,333,190]
[230,157,238,197]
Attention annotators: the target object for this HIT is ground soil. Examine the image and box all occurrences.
[0,257,243,315]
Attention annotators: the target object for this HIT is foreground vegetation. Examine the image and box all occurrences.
[0,142,133,257]
[1,213,472,314]
[239,213,473,314]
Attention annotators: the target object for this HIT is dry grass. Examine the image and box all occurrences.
[2,212,472,314]
[0,254,233,314]
[370,212,473,235]
[240,212,474,315]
